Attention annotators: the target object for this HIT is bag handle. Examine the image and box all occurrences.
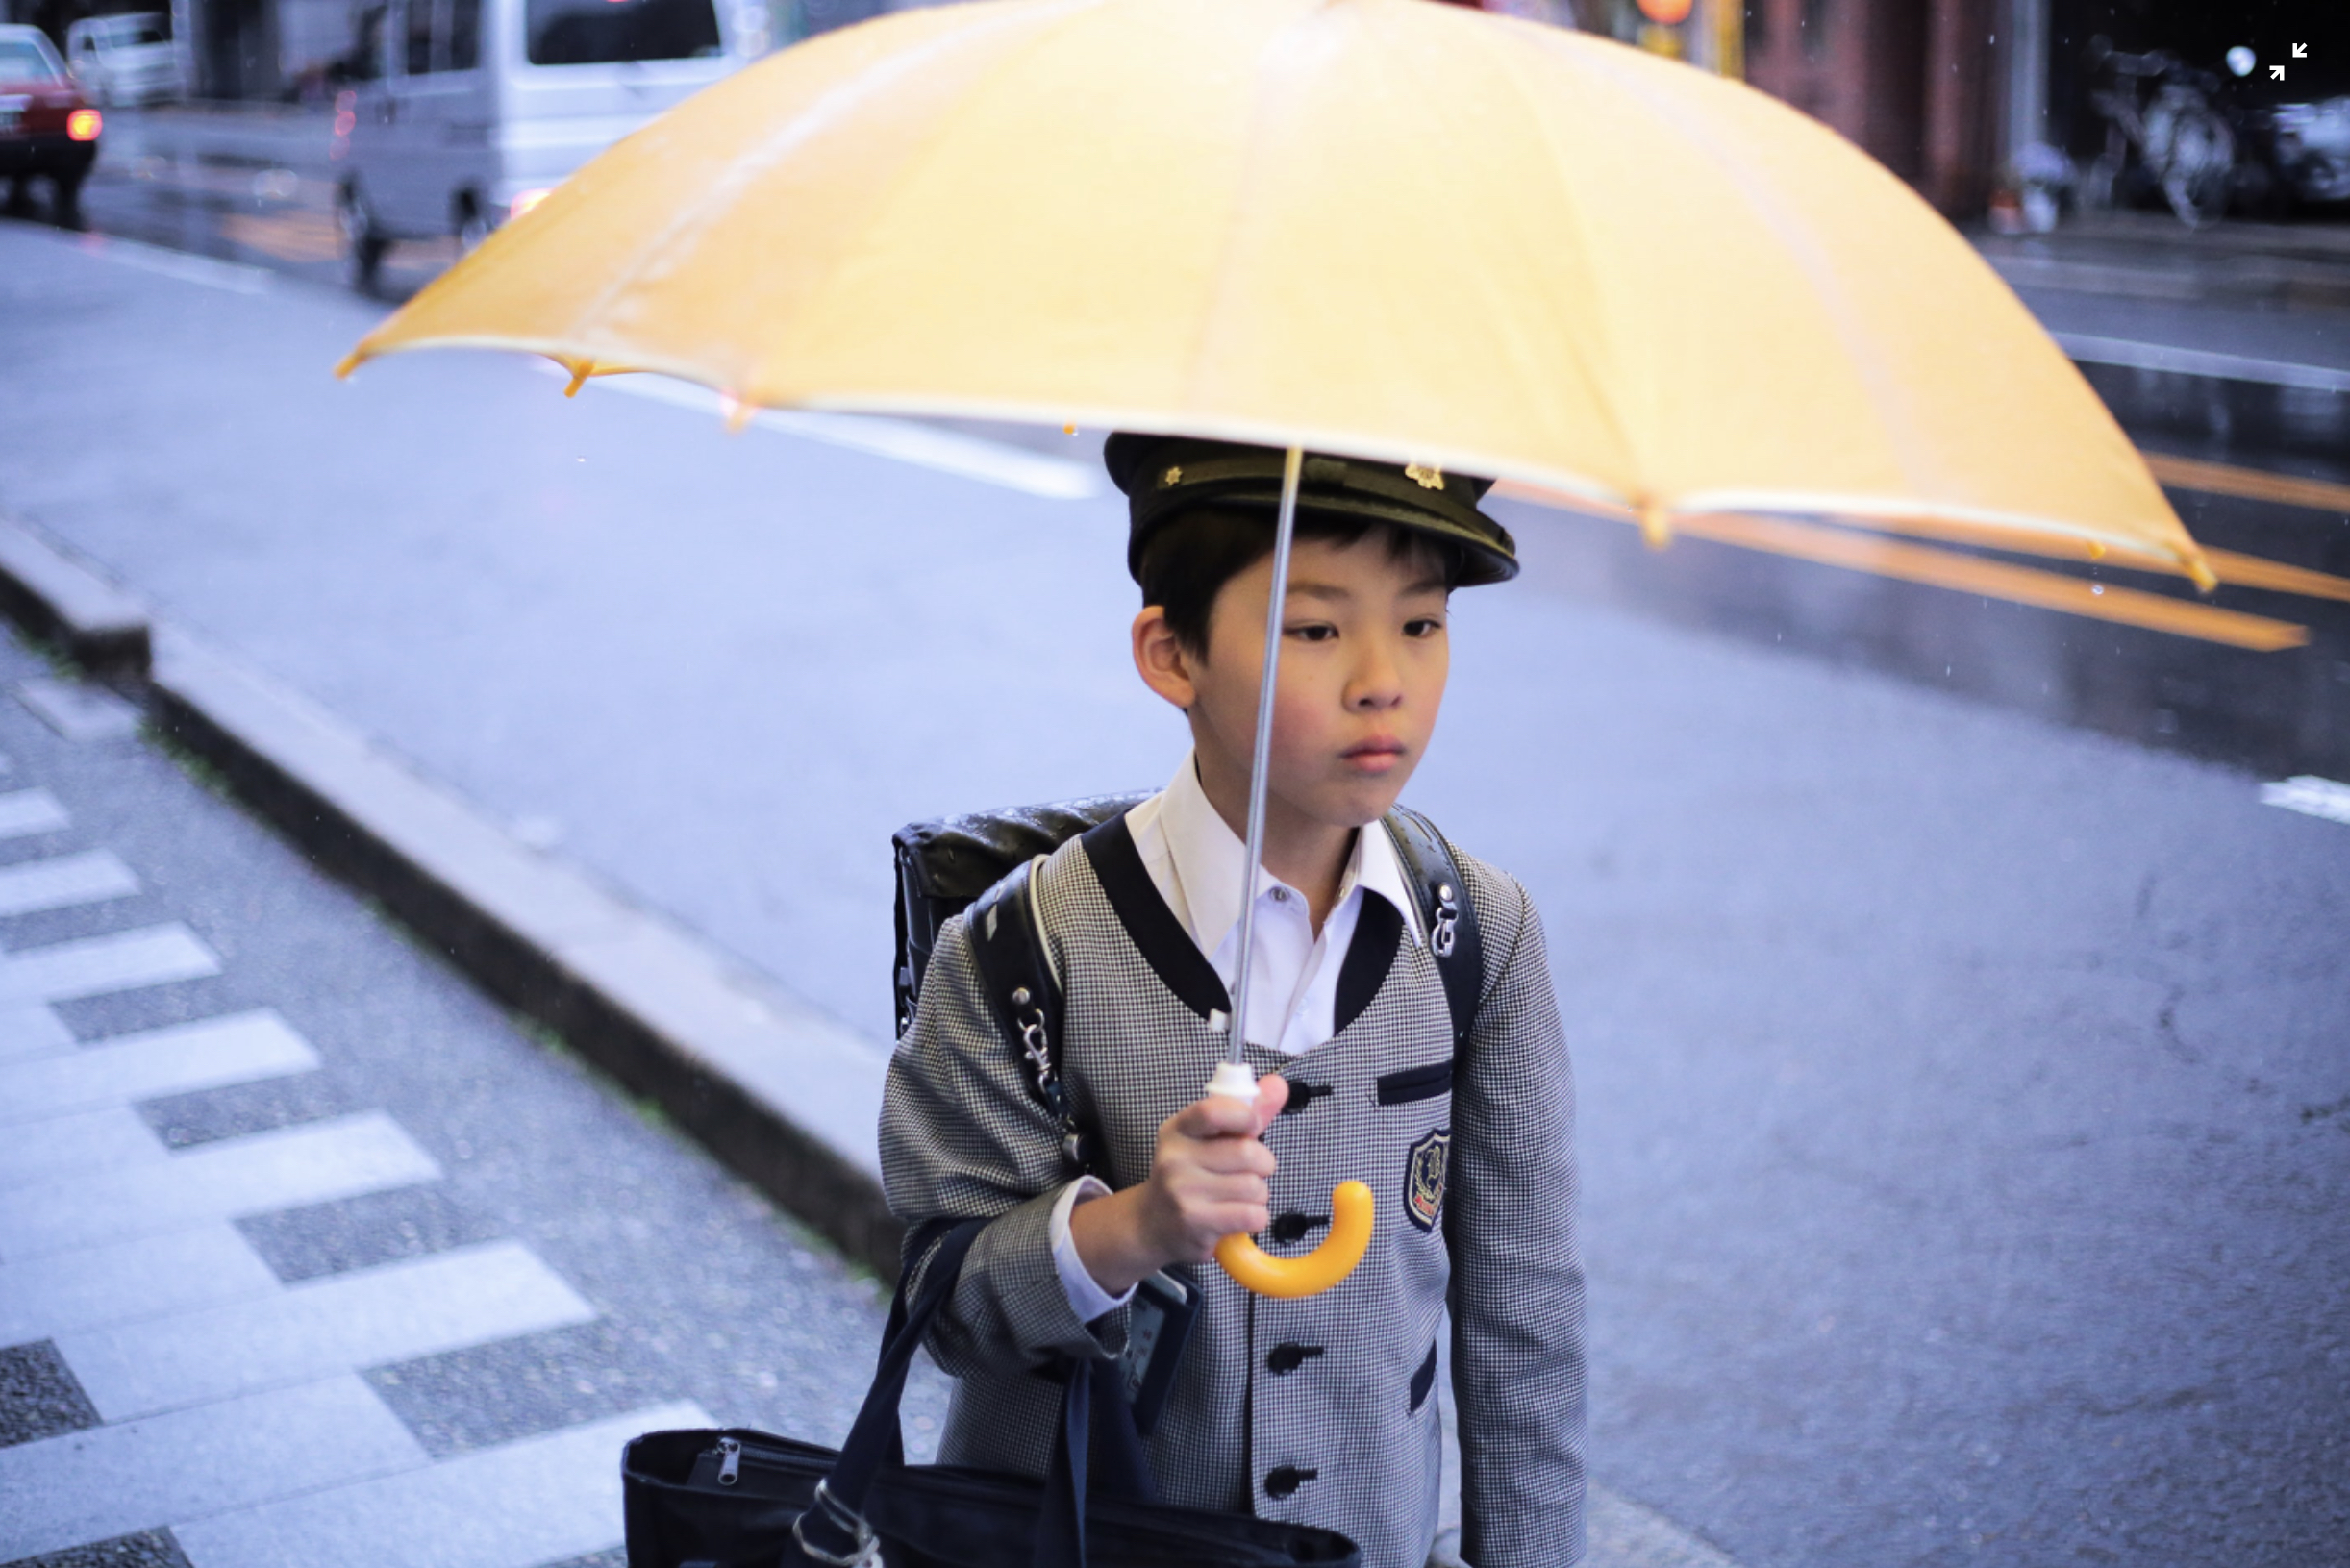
[788,1219,984,1566]
[791,1220,1149,1568]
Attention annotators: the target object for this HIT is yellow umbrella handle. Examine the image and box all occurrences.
[1214,1181,1375,1299]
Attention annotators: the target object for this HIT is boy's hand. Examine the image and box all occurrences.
[1070,1074,1287,1296]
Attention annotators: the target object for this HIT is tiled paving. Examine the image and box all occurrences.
[0,723,784,1568]
[0,772,709,1566]
[0,613,943,1568]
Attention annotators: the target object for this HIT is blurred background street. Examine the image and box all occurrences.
[3,2,2348,1567]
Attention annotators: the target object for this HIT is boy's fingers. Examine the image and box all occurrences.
[1168,1093,1262,1141]
[1170,1169,1269,1208]
[1254,1073,1289,1129]
[1186,1137,1277,1177]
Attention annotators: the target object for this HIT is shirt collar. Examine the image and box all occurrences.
[1158,751,1422,958]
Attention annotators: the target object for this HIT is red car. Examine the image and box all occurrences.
[0,25,101,221]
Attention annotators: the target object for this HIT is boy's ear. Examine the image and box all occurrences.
[1132,607,1199,712]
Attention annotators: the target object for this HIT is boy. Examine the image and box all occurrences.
[879,435,1585,1568]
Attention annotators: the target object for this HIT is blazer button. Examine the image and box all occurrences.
[1278,1083,1331,1115]
[1264,1465,1318,1500]
[1265,1342,1325,1375]
[1269,1212,1329,1245]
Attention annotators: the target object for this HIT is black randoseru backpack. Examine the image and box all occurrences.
[890,796,1486,1081]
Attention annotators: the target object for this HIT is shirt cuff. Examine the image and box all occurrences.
[1049,1176,1137,1323]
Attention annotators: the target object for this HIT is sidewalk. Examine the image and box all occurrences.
[1976,209,2350,390]
[1977,207,2350,315]
[0,615,942,1568]
[97,102,338,181]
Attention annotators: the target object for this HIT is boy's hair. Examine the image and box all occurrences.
[1138,505,1467,655]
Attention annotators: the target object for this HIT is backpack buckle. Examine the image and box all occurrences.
[1431,882,1460,958]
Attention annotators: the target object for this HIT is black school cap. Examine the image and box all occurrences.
[1103,434,1518,587]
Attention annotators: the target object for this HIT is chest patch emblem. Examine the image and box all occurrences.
[1404,1127,1451,1232]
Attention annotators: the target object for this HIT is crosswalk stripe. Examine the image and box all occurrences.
[0,849,140,916]
[0,1104,164,1187]
[0,1003,74,1060]
[0,786,70,840]
[0,1376,428,1561]
[0,1010,318,1126]
[173,1402,712,1568]
[0,924,222,1007]
[62,1241,600,1422]
[0,1112,441,1258]
[0,1224,283,1344]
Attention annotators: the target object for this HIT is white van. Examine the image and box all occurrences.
[64,12,184,107]
[338,0,758,288]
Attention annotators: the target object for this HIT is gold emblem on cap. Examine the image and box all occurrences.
[1161,465,1183,488]
[1406,463,1445,490]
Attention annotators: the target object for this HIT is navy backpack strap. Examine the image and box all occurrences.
[966,859,1103,1178]
[1382,806,1485,1050]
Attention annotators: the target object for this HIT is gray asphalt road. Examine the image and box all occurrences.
[4,217,2347,1568]
[0,620,945,1567]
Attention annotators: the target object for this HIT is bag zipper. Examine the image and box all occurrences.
[715,1436,742,1486]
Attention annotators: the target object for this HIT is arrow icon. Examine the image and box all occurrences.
[2272,63,2287,79]
[2292,43,2307,59]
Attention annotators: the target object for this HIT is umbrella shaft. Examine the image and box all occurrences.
[1227,446,1305,1066]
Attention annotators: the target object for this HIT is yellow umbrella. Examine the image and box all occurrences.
[339,0,2212,586]
[337,0,2217,1298]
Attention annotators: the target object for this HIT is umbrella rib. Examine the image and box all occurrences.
[1544,37,1951,508]
[1464,18,1650,504]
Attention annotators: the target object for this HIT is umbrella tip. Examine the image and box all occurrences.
[2186,550,2218,595]
[1638,499,1674,551]
[721,393,755,435]
[562,361,593,398]
[332,350,362,380]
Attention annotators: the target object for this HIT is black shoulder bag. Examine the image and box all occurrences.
[620,1217,1361,1568]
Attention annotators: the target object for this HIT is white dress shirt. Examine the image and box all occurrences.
[1049,752,1422,1320]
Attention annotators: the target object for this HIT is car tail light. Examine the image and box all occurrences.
[67,108,102,141]
[509,187,553,220]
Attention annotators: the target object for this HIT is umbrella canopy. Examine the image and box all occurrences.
[339,0,2212,585]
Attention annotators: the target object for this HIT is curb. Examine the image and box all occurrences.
[0,514,905,1282]
[0,525,151,678]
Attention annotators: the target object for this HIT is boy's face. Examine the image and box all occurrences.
[1138,531,1452,834]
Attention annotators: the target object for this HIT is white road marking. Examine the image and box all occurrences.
[0,1003,77,1059]
[0,1009,318,1125]
[0,849,141,916]
[74,232,274,296]
[0,785,71,839]
[0,923,221,1007]
[62,1241,598,1421]
[0,1112,440,1257]
[0,1104,163,1188]
[2053,332,2350,394]
[0,1224,282,1344]
[2260,774,2350,826]
[0,1376,425,1562]
[562,367,1103,500]
[173,1402,712,1568]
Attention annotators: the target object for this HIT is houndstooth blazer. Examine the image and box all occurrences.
[879,812,1586,1568]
